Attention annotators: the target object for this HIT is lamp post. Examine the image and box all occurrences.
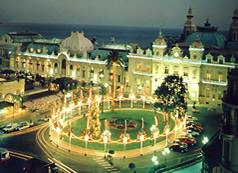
[152,156,159,165]
[162,147,170,167]
[101,130,111,158]
[56,126,61,147]
[119,94,122,109]
[84,134,89,156]
[141,95,146,109]
[130,92,135,109]
[88,98,91,112]
[150,125,159,153]
[78,100,82,115]
[165,125,170,147]
[123,136,127,159]
[139,134,144,156]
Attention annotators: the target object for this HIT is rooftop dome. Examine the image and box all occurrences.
[185,19,227,48]
[154,29,166,45]
[60,31,94,54]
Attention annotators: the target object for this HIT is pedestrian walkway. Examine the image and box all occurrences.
[94,157,120,173]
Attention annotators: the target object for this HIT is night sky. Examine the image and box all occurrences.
[0,0,235,30]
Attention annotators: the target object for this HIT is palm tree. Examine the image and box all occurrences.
[105,51,124,111]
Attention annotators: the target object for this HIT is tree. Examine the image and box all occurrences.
[154,75,188,122]
[105,51,124,111]
[99,84,107,113]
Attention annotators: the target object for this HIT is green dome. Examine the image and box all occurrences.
[185,31,227,48]
[185,19,227,48]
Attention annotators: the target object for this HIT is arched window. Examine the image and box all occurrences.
[62,59,66,75]
[54,63,58,73]
[77,65,80,76]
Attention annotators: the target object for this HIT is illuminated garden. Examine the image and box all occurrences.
[48,75,188,157]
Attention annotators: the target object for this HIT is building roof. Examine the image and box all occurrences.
[26,42,59,55]
[60,31,94,54]
[184,20,227,48]
[91,45,129,62]
[7,32,43,43]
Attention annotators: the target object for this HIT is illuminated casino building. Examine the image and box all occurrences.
[0,8,237,110]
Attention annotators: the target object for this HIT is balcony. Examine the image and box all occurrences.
[133,70,152,76]
[201,79,227,86]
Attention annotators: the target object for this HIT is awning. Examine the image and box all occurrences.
[23,101,35,108]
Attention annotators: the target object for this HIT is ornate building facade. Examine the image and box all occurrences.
[8,31,127,91]
[128,8,238,108]
[0,8,237,109]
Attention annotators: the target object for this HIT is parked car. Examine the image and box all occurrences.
[3,123,18,132]
[29,120,34,127]
[186,126,202,133]
[169,143,188,153]
[0,147,10,163]
[186,129,200,137]
[171,139,188,148]
[180,132,193,138]
[192,108,199,113]
[187,115,198,121]
[17,121,30,131]
[192,124,204,131]
[187,121,202,126]
[178,137,196,145]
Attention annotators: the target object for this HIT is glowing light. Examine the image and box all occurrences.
[152,156,157,162]
[85,134,89,141]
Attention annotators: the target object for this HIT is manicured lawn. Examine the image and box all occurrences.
[62,109,174,151]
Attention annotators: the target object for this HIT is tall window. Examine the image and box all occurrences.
[218,73,223,81]
[90,68,94,79]
[146,66,151,73]
[206,88,210,98]
[164,66,169,74]
[42,65,44,71]
[77,65,80,76]
[118,75,120,82]
[183,67,188,77]
[206,73,211,80]
[136,64,141,71]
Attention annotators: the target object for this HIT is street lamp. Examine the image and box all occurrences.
[202,137,209,144]
[150,125,159,153]
[162,147,170,167]
[118,94,122,109]
[139,134,145,156]
[152,156,159,165]
[84,134,89,156]
[165,125,170,147]
[129,92,135,109]
[78,100,82,115]
[123,136,127,159]
[101,130,111,158]
[56,126,61,148]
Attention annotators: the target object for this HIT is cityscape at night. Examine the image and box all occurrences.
[0,0,237,173]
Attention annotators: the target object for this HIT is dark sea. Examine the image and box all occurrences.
[0,23,228,48]
[0,23,184,48]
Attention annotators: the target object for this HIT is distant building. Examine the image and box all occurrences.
[0,77,24,103]
[0,32,43,70]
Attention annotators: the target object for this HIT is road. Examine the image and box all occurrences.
[0,102,220,173]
